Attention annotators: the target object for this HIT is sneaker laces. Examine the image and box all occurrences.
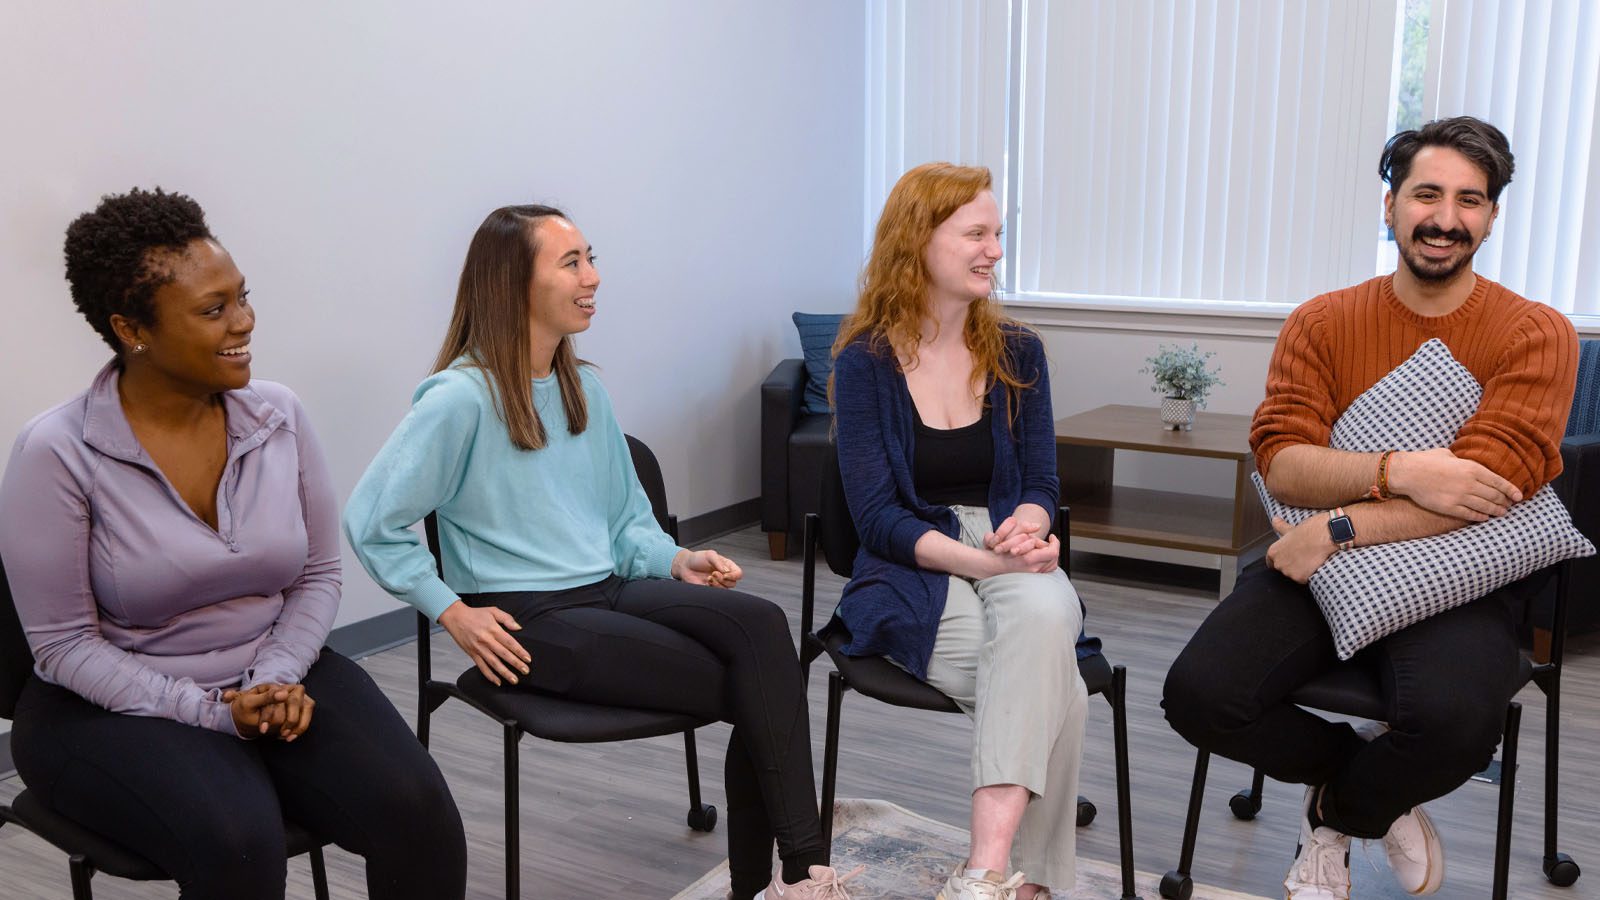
[809,864,864,899]
[1287,830,1350,896]
[976,871,1026,899]
[1384,815,1421,857]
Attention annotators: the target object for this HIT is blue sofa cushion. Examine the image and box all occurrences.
[793,312,847,416]
[1566,339,1600,436]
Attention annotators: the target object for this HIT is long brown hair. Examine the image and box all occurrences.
[832,162,1034,420]
[432,204,588,450]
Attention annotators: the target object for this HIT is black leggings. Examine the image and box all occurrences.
[465,575,826,896]
[10,649,466,900]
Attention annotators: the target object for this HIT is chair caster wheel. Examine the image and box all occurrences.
[687,803,717,832]
[1228,789,1261,821]
[1544,852,1581,887]
[1076,797,1097,828]
[1159,871,1193,900]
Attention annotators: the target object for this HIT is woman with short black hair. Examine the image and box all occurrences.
[0,188,467,900]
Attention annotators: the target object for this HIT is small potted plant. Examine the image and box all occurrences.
[1142,343,1223,430]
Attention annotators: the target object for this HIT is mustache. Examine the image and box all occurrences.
[1413,225,1472,244]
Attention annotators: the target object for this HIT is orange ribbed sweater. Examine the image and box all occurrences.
[1251,274,1578,496]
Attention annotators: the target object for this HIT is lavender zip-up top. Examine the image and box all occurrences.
[0,363,340,735]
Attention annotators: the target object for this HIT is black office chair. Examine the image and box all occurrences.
[413,434,716,900]
[1158,561,1580,900]
[799,446,1141,900]
[0,558,331,900]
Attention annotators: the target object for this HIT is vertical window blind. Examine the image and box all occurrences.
[864,0,1010,254]
[1426,0,1600,315]
[867,0,1600,314]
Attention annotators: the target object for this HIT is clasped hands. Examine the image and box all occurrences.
[224,683,314,742]
[1266,447,1523,584]
[980,515,1060,575]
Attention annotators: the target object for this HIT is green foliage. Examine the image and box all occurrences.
[1396,0,1429,133]
[1142,342,1224,406]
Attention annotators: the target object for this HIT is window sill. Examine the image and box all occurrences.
[1000,291,1600,338]
[998,292,1293,339]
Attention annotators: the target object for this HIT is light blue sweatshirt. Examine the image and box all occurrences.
[343,363,682,621]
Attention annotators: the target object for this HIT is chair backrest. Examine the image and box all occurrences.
[818,444,861,580]
[625,434,674,541]
[0,557,37,720]
[1567,338,1600,437]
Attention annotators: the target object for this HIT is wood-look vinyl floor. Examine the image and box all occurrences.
[1,524,1596,899]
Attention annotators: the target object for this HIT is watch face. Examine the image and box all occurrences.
[1329,514,1356,544]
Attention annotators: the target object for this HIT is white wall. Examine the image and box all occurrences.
[0,2,867,634]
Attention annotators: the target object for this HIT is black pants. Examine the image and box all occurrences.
[11,649,466,900]
[1161,559,1527,839]
[465,576,826,896]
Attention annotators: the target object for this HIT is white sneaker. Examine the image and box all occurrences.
[1285,787,1351,900]
[936,868,1026,900]
[1382,805,1444,894]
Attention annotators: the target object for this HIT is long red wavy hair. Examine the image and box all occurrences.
[831,162,1034,421]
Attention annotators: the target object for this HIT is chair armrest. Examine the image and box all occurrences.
[762,359,808,531]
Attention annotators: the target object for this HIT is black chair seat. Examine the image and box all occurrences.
[823,630,1115,712]
[455,671,711,743]
[7,789,322,881]
[822,630,962,713]
[1285,665,1387,722]
[1286,655,1535,724]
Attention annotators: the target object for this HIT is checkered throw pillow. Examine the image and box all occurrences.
[1252,339,1595,660]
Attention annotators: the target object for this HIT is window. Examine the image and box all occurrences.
[868,0,1600,315]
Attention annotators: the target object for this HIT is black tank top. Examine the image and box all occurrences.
[912,405,994,508]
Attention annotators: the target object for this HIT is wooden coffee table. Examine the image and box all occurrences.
[1055,403,1273,596]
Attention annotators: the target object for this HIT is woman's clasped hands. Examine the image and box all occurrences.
[223,683,316,742]
[981,513,1060,576]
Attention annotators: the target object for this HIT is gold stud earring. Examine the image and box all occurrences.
[133,344,146,354]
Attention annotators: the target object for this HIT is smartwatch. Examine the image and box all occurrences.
[1327,507,1355,551]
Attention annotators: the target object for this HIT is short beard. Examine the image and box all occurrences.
[1398,226,1478,283]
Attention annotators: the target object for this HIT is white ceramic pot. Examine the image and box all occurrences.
[1160,396,1196,431]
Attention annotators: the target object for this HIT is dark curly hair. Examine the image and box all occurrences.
[63,188,214,352]
[1380,116,1515,203]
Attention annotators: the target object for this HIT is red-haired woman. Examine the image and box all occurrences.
[829,164,1086,900]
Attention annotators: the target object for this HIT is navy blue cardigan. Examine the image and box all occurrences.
[831,326,1062,679]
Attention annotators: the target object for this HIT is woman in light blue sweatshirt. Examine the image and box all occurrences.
[344,205,856,900]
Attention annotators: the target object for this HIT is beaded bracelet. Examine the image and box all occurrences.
[1368,449,1395,501]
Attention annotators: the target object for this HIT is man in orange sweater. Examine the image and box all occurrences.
[1164,116,1578,900]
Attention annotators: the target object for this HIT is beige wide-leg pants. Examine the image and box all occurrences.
[922,505,1089,889]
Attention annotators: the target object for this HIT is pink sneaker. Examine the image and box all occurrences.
[754,864,864,899]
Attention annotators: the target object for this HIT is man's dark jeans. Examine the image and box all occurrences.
[1162,559,1528,839]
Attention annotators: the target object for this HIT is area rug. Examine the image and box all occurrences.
[672,799,1271,899]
